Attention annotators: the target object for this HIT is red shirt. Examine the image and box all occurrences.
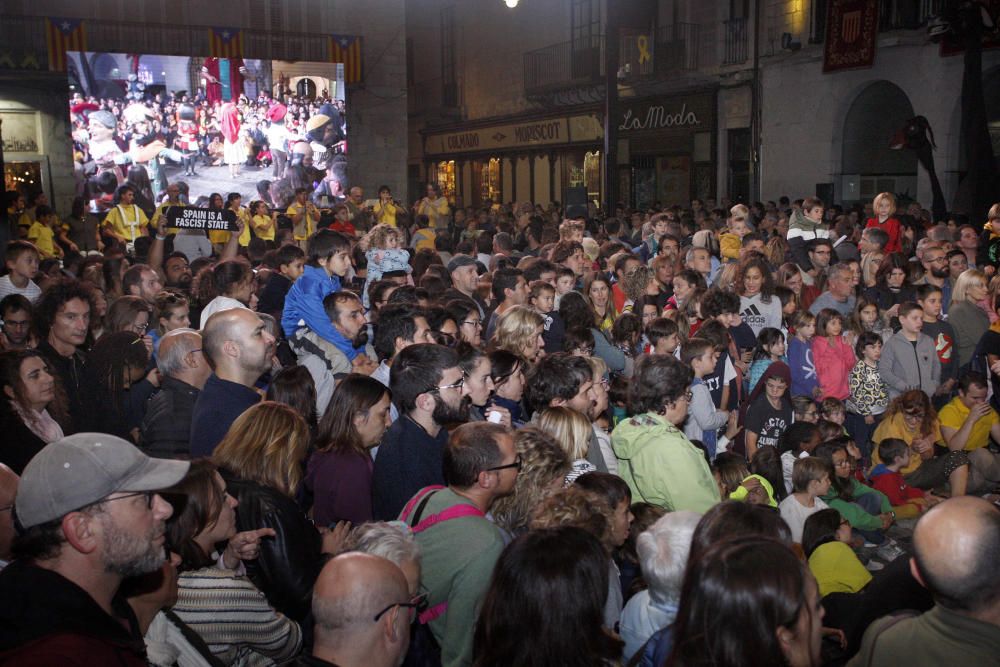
[865,217,902,253]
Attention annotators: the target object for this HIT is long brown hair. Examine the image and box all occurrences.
[212,401,309,495]
[316,374,390,457]
[885,390,937,438]
[163,459,225,571]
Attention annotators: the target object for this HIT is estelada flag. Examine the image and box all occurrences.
[208,27,244,59]
[329,34,363,84]
[46,17,87,72]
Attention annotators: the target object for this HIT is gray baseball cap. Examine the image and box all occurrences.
[15,433,190,530]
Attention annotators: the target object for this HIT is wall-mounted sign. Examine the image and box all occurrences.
[617,92,715,136]
[425,114,602,155]
[0,110,41,153]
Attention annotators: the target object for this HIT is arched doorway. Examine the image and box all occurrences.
[841,81,918,205]
[296,77,317,99]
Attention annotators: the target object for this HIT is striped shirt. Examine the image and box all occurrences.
[172,567,302,667]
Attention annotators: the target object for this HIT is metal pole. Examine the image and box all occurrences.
[603,5,619,213]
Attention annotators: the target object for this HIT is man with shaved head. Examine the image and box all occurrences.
[189,308,275,457]
[0,463,17,570]
[850,496,1000,665]
[301,552,412,667]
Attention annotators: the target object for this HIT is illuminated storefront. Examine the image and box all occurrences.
[422,112,603,208]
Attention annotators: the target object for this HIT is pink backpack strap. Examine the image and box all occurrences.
[419,601,448,625]
[411,504,485,534]
[398,485,445,523]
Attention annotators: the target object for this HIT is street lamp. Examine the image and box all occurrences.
[504,0,518,7]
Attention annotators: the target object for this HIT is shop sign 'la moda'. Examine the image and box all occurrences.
[618,103,701,132]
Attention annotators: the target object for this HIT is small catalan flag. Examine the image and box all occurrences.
[329,34,363,84]
[45,17,87,72]
[208,27,244,59]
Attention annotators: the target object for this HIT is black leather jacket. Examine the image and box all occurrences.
[220,469,325,623]
[140,376,200,458]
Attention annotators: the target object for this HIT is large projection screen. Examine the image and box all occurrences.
[67,52,346,213]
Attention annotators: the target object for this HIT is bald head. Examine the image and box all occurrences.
[314,553,408,629]
[311,553,411,667]
[0,463,19,561]
[157,329,203,377]
[913,496,1000,613]
[201,307,254,364]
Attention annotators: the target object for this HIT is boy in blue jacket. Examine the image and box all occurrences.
[282,229,359,360]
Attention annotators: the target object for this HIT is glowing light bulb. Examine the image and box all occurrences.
[504,0,518,7]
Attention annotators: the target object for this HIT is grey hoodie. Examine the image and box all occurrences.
[878,331,940,399]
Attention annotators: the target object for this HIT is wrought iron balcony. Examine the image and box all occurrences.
[722,18,749,65]
[523,35,605,97]
[619,23,700,84]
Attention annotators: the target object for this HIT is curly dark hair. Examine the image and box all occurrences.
[32,279,92,341]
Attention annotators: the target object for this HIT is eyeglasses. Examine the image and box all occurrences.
[486,454,523,472]
[373,593,428,622]
[432,376,465,393]
[462,320,483,328]
[103,491,155,509]
[834,460,852,468]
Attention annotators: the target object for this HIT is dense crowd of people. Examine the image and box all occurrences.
[0,182,999,667]
[70,87,347,210]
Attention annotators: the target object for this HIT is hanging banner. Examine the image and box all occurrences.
[823,0,879,73]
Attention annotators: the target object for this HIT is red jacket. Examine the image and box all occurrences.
[870,466,925,506]
[865,217,902,253]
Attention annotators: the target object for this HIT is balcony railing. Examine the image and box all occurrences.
[811,0,944,44]
[619,23,700,83]
[878,0,945,32]
[523,35,605,96]
[722,18,749,65]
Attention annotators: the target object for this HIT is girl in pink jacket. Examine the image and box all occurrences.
[811,308,856,400]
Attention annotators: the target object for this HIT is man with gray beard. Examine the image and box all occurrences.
[0,433,188,666]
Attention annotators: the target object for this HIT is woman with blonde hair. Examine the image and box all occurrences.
[491,427,571,539]
[490,305,546,363]
[947,268,990,369]
[621,265,658,312]
[537,406,595,484]
[213,401,347,623]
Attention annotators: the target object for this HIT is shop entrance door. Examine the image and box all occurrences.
[728,128,751,204]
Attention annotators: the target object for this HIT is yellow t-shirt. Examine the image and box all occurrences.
[938,397,999,451]
[103,205,149,242]
[418,197,450,229]
[235,208,252,247]
[287,201,318,240]
[871,412,945,475]
[252,214,275,241]
[27,221,57,258]
[412,228,436,252]
[808,541,872,598]
[372,200,399,227]
[150,201,184,235]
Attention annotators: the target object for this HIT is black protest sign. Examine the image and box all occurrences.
[164,206,239,231]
